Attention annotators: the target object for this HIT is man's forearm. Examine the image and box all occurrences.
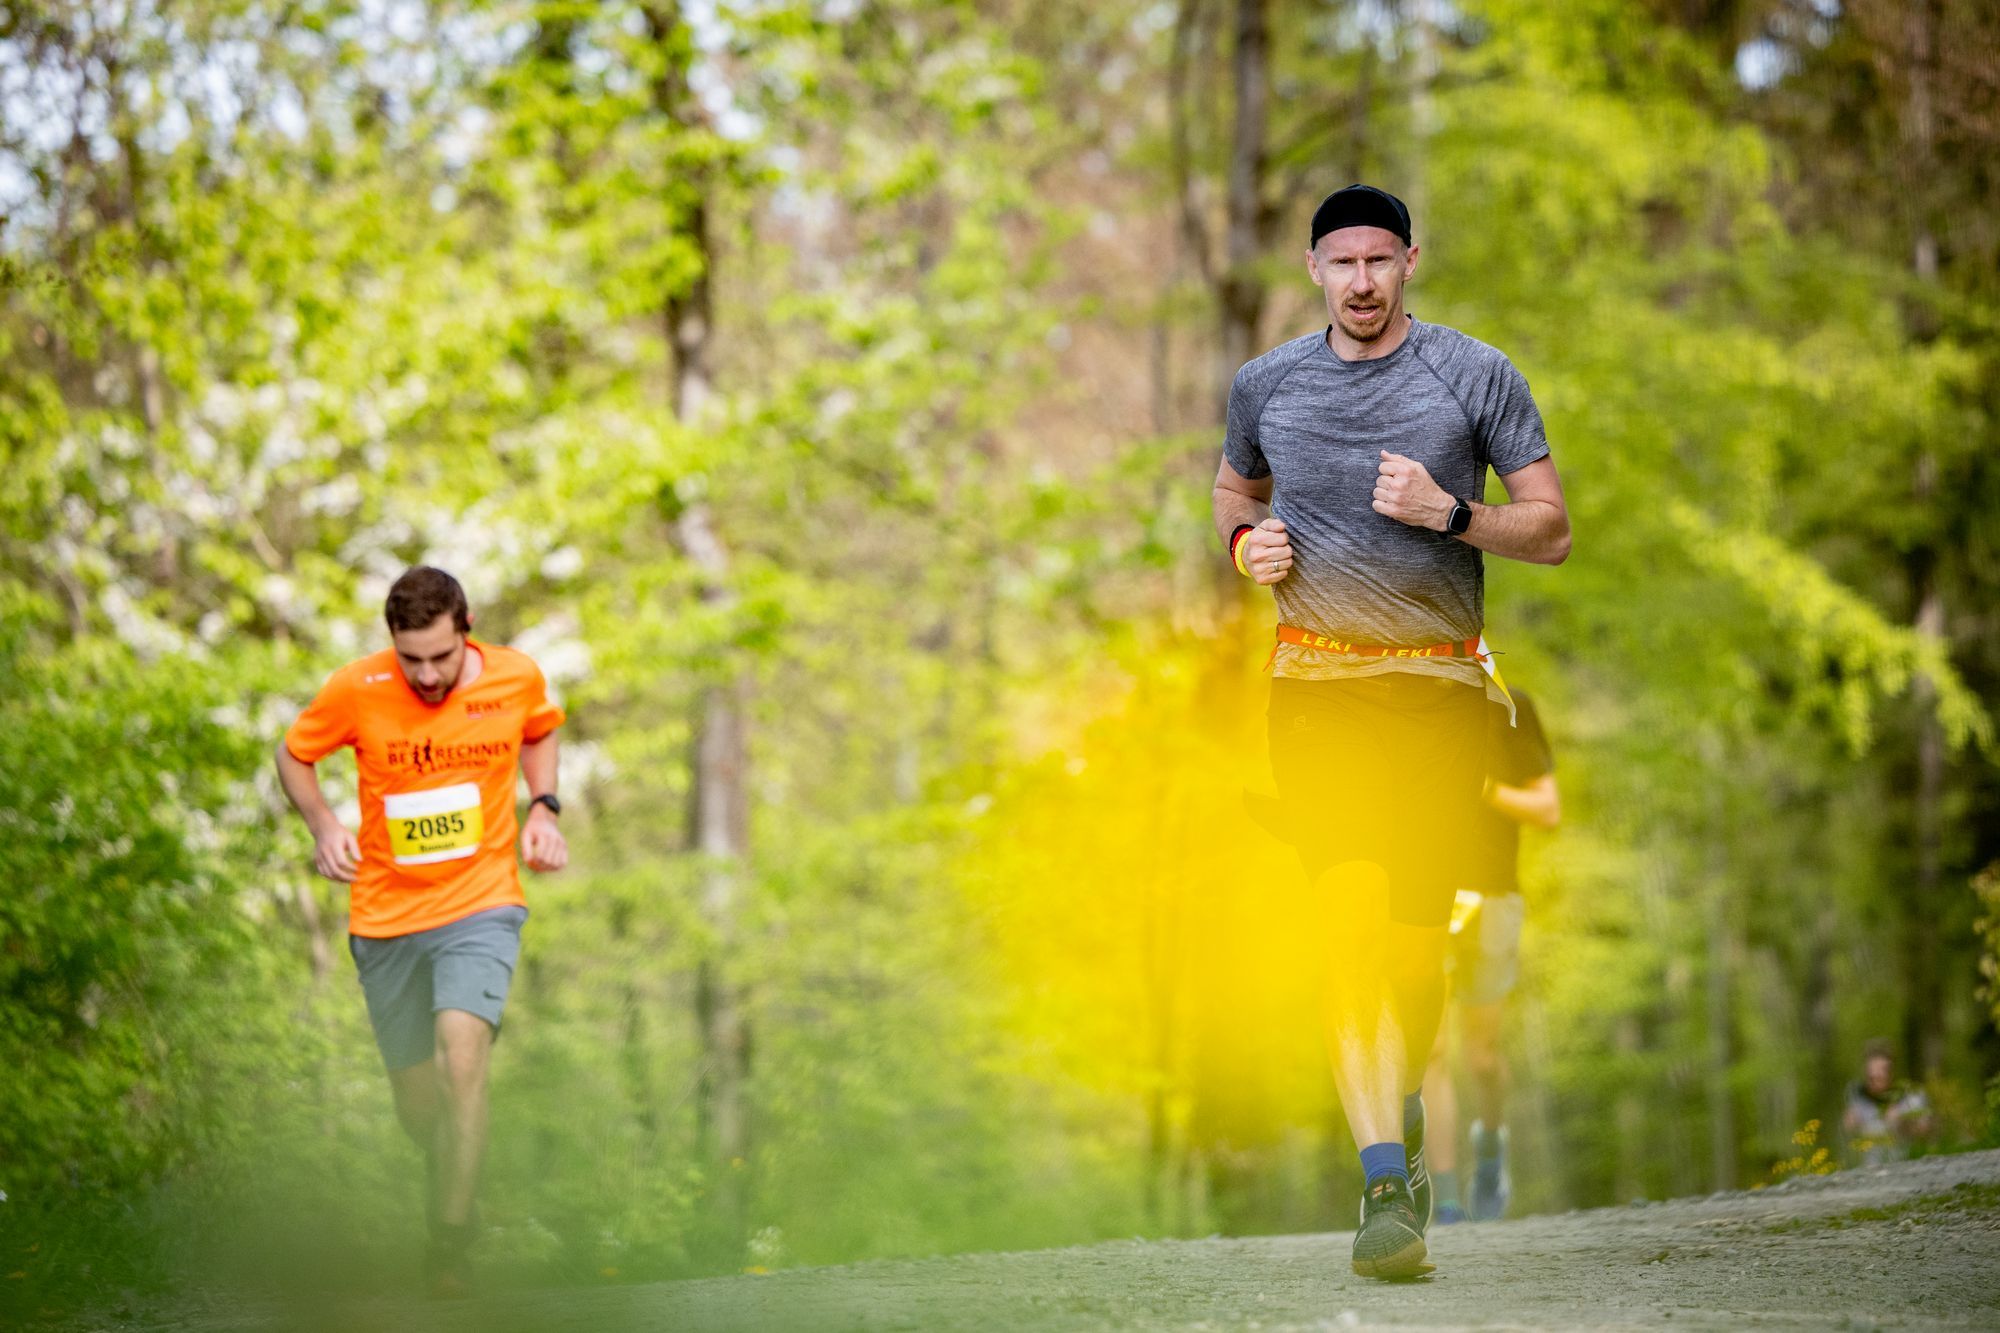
[1212,488,1270,547]
[275,745,339,834]
[1486,776,1560,830]
[1458,498,1570,565]
[520,733,560,799]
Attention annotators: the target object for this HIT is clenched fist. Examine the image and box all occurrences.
[1372,450,1453,531]
[312,820,360,883]
[1240,518,1294,585]
[521,805,568,873]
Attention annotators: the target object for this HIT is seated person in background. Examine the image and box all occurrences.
[1842,1040,1935,1166]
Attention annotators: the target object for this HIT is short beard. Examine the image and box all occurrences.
[1335,304,1393,343]
[412,668,460,702]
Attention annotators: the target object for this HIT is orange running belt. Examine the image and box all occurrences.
[1274,625,1487,660]
[1268,624,1516,721]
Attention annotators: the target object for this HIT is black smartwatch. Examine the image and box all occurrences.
[530,793,562,818]
[1444,498,1473,536]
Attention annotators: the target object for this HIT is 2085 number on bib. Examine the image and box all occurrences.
[385,783,484,865]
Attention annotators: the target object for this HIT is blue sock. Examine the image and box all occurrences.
[1359,1141,1409,1186]
[1403,1092,1425,1135]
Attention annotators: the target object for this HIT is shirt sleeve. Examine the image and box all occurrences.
[1502,692,1555,782]
[1222,362,1271,481]
[1477,356,1551,476]
[284,669,358,763]
[522,661,566,742]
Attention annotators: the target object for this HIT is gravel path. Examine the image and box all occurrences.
[144,1149,2000,1332]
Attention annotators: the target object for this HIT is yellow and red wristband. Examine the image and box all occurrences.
[1230,524,1255,577]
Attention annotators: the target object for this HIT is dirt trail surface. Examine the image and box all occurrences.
[146,1150,2000,1332]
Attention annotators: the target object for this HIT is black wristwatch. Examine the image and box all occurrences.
[1444,498,1473,536]
[530,793,562,818]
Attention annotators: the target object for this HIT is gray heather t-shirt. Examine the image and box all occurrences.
[1224,316,1550,692]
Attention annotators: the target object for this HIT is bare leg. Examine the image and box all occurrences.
[432,1008,495,1229]
[1425,1002,1460,1177]
[1386,920,1450,1102]
[1461,999,1506,1130]
[1320,860,1404,1151]
[388,1061,445,1151]
[387,1060,446,1225]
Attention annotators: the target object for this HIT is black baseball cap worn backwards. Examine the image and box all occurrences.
[1310,184,1412,248]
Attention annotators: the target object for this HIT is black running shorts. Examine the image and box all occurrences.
[1265,674,1491,927]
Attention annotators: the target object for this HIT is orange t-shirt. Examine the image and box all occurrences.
[284,639,566,938]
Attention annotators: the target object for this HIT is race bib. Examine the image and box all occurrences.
[385,783,484,866]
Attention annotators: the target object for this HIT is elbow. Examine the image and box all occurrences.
[1526,779,1561,829]
[1542,527,1572,566]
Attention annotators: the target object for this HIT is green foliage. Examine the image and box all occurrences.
[0,586,273,1198]
[1975,864,2000,1034]
[1,0,1997,1319]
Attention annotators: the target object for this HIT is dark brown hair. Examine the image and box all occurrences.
[385,566,470,634]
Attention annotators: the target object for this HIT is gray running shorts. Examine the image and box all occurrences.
[1447,890,1524,1006]
[348,905,528,1071]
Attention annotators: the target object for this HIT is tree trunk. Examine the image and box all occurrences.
[646,0,752,1244]
[1402,0,1439,231]
[1900,0,1947,1082]
[1801,900,1841,1135]
[1704,858,1738,1191]
[1215,0,1274,400]
[1141,814,1188,1232]
[1906,528,1945,1079]
[1168,0,1278,418]
[1613,1015,1645,1201]
[1699,732,1738,1191]
[294,879,332,987]
[686,650,750,1222]
[1517,990,1567,1209]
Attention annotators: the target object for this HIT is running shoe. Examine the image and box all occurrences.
[1469,1120,1510,1222]
[426,1247,473,1300]
[1434,1199,1468,1225]
[426,1220,477,1300]
[1351,1176,1432,1279]
[1405,1097,1435,1234]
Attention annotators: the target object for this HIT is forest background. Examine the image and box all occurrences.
[3,0,1999,1315]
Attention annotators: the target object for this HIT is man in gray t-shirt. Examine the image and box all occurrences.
[1210,184,1570,1280]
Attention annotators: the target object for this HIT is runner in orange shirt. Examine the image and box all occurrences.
[276,566,567,1299]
